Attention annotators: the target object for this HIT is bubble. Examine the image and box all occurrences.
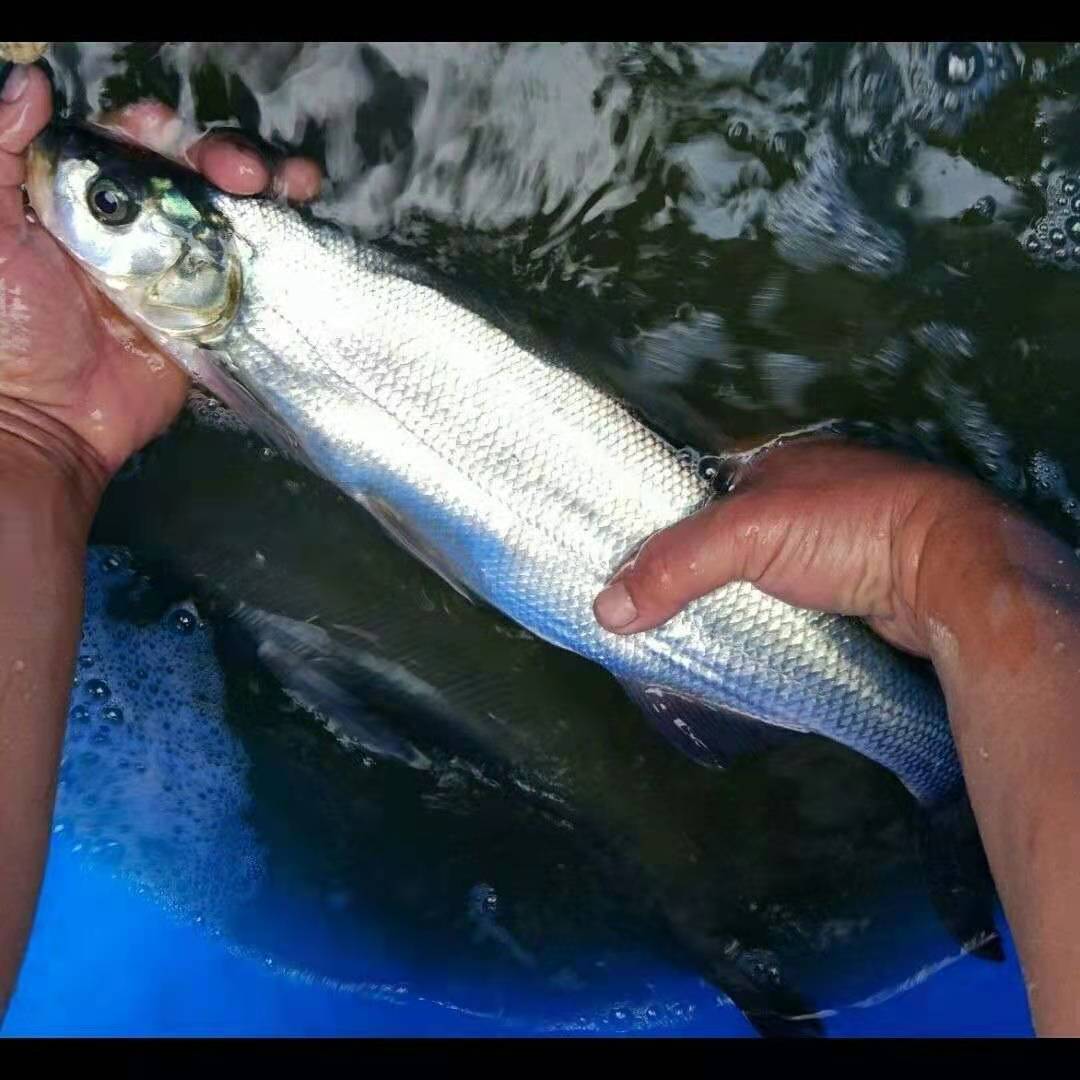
[726,120,750,147]
[79,654,96,669]
[55,546,263,935]
[895,182,919,209]
[1067,218,1080,244]
[85,679,111,701]
[901,43,1016,139]
[1072,197,1080,214]
[935,43,984,88]
[170,609,198,635]
[1026,235,1041,253]
[469,883,499,918]
[1065,178,1079,197]
[1050,227,1067,248]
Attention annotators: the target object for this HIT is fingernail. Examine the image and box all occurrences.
[233,147,264,178]
[1,64,29,104]
[594,582,638,630]
[213,135,266,185]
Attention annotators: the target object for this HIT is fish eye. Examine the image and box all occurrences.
[87,176,139,227]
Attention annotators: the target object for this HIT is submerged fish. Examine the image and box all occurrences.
[27,125,960,807]
[88,413,1001,1038]
[64,543,711,1033]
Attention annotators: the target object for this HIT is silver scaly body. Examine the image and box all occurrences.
[203,194,958,804]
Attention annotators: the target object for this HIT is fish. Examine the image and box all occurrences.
[26,124,962,809]
[88,411,1002,1037]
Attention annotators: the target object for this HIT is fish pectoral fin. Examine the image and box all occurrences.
[233,605,431,771]
[355,494,481,607]
[187,347,318,470]
[617,679,808,770]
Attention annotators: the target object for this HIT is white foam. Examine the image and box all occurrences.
[54,547,264,928]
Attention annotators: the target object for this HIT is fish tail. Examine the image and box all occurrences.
[705,952,826,1038]
[915,794,1004,962]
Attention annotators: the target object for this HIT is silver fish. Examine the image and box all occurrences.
[27,126,960,804]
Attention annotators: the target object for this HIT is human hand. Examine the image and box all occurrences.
[592,438,1047,661]
[0,63,320,487]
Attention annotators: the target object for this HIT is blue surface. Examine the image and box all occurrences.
[2,838,1035,1037]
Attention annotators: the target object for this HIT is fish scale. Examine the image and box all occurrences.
[203,192,959,804]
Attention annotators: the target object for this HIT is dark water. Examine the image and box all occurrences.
[38,42,1080,1033]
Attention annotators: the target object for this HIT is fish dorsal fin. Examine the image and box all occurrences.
[354,493,481,607]
[618,679,808,769]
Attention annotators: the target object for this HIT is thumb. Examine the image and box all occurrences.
[0,64,51,226]
[593,497,765,635]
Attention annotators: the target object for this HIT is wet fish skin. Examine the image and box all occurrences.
[29,126,959,804]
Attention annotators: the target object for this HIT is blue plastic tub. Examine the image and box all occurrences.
[3,837,1034,1037]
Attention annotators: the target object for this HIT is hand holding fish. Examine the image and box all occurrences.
[593,438,1023,659]
[0,64,318,1018]
[0,64,317,479]
[596,437,1080,1036]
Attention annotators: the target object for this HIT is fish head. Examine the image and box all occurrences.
[27,124,241,342]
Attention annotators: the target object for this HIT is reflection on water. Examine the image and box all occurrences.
[37,42,1077,1034]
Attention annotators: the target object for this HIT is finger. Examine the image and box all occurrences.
[0,64,50,155]
[187,132,270,196]
[594,500,758,635]
[102,102,321,201]
[194,138,323,201]
[273,156,321,202]
[0,64,51,225]
[102,103,271,196]
[101,99,188,157]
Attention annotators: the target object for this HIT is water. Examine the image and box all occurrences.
[9,41,1072,1035]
